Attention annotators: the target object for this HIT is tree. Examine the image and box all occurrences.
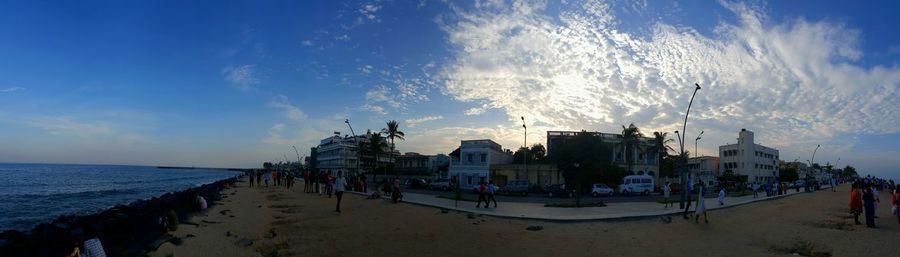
[842,165,858,178]
[381,120,405,176]
[620,123,644,174]
[778,167,799,182]
[368,132,388,178]
[650,131,675,179]
[513,143,548,164]
[263,162,273,170]
[550,130,619,189]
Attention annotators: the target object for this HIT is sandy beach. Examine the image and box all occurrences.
[150,180,899,257]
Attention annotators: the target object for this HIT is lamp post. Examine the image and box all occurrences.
[521,116,527,181]
[345,119,360,179]
[809,144,820,191]
[573,162,580,207]
[694,131,704,157]
[677,83,702,209]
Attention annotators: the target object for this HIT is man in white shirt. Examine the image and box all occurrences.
[334,171,347,213]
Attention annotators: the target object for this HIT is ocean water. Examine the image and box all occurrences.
[0,163,241,232]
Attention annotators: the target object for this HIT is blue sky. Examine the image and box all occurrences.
[0,0,898,179]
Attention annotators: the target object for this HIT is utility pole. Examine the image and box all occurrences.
[521,116,527,181]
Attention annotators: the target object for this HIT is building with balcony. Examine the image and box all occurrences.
[718,129,780,183]
[448,139,514,188]
[687,156,720,186]
[315,131,396,175]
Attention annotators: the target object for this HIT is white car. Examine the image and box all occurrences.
[591,183,614,197]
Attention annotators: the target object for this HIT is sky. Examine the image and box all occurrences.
[0,0,898,179]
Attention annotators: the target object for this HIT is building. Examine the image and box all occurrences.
[547,130,661,184]
[489,164,564,187]
[687,156,720,186]
[448,139,514,188]
[315,131,395,175]
[718,129,780,183]
[395,152,450,176]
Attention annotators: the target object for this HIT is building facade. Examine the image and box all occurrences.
[687,156,720,186]
[547,131,660,184]
[448,139,514,188]
[315,131,395,175]
[489,164,563,187]
[395,152,450,176]
[718,129,780,183]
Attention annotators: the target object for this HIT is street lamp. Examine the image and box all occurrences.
[694,130,704,157]
[677,83,702,209]
[345,119,360,179]
[521,116,527,181]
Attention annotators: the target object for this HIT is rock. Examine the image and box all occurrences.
[660,216,672,224]
[234,238,253,247]
[526,226,543,231]
[441,209,449,214]
[185,234,196,238]
[226,231,232,237]
[467,213,476,219]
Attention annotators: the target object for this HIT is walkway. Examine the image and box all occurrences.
[352,185,837,221]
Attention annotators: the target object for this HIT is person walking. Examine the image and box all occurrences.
[695,181,708,224]
[863,186,876,228]
[871,185,880,218]
[334,171,347,213]
[850,182,863,225]
[682,181,694,219]
[475,181,488,208]
[248,171,254,188]
[752,182,759,198]
[256,171,262,187]
[303,170,310,193]
[891,187,900,225]
[326,171,334,198]
[663,182,672,208]
[486,181,498,208]
[717,186,726,206]
[264,172,270,188]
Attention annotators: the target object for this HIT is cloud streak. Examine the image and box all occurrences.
[438,0,900,161]
[222,65,259,91]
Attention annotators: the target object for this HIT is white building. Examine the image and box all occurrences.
[448,139,513,187]
[718,129,780,183]
[687,156,720,186]
[315,131,395,175]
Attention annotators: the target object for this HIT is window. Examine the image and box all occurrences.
[466,175,472,185]
[467,154,473,163]
[480,154,486,163]
[632,179,640,184]
[641,179,651,183]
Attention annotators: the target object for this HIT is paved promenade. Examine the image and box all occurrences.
[354,185,836,221]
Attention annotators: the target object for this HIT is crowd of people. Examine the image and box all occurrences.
[848,176,899,228]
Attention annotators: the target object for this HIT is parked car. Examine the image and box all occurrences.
[403,178,428,189]
[500,180,530,196]
[546,184,574,198]
[591,183,614,197]
[427,178,453,191]
[618,175,654,195]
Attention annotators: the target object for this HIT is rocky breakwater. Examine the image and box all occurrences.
[0,177,239,257]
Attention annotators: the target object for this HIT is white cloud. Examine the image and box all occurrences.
[269,95,307,122]
[405,115,444,127]
[439,0,900,163]
[301,40,314,46]
[222,65,259,90]
[359,3,382,22]
[27,117,147,143]
[1,87,24,93]
[360,64,374,74]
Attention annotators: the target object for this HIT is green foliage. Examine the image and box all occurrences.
[382,120,405,175]
[841,165,858,178]
[549,130,618,188]
[513,143,548,164]
[263,162,273,170]
[779,167,799,182]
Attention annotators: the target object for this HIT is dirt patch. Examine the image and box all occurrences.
[803,220,855,231]
[770,239,832,257]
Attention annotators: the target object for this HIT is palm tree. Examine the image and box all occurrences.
[651,131,675,179]
[368,132,388,173]
[620,123,644,174]
[381,120,405,176]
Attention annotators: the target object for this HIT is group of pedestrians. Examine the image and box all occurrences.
[475,180,497,208]
[247,170,296,189]
[679,181,711,223]
[848,176,899,228]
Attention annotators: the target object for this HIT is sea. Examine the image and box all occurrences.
[0,163,242,232]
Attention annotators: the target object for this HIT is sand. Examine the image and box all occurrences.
[150,181,900,257]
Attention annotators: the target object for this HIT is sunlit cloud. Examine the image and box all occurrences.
[438,0,900,161]
[1,87,25,93]
[222,65,259,91]
[405,115,443,127]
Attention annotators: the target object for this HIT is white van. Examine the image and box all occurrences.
[618,175,654,195]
